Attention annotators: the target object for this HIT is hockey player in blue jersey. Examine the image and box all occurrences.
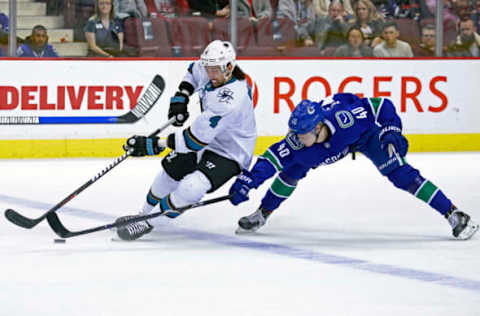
[229,93,478,240]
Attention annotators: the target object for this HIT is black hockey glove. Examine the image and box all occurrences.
[379,126,409,158]
[168,92,190,127]
[229,170,257,206]
[123,135,165,157]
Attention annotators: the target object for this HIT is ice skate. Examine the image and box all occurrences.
[115,215,153,241]
[236,207,271,234]
[446,209,479,240]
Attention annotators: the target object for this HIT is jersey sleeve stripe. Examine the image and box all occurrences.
[415,180,439,204]
[183,127,207,151]
[261,149,283,172]
[269,176,296,198]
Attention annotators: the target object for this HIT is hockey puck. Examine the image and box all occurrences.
[54,238,66,243]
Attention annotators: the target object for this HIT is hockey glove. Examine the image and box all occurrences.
[379,126,409,158]
[168,92,190,127]
[229,170,257,206]
[123,135,165,157]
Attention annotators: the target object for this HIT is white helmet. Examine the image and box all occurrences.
[200,40,236,75]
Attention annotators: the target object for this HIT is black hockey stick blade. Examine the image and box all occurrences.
[47,194,234,238]
[4,116,176,230]
[5,208,43,229]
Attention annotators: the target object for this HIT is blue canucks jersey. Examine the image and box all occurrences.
[247,93,404,211]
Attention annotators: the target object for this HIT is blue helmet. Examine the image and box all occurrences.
[288,99,325,134]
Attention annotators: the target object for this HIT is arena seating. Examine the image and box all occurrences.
[121,14,457,58]
[246,17,297,56]
[212,18,256,56]
[124,18,173,57]
[166,17,212,57]
[123,16,313,57]
[396,18,421,49]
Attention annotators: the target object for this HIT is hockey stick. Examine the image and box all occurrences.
[0,75,165,125]
[46,194,234,238]
[4,116,176,229]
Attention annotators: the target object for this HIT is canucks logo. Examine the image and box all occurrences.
[335,110,354,128]
[286,132,304,150]
[209,116,222,128]
[217,88,234,104]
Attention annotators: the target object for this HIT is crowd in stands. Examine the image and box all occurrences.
[0,0,479,57]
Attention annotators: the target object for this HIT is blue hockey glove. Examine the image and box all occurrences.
[123,135,165,157]
[229,170,257,206]
[169,92,190,127]
[379,126,408,157]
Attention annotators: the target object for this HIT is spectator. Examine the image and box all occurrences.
[472,0,480,31]
[74,0,96,41]
[187,0,230,18]
[277,0,316,27]
[84,0,135,57]
[392,0,420,19]
[114,0,148,19]
[341,0,354,19]
[349,0,384,47]
[0,12,24,46]
[153,0,176,17]
[452,0,474,21]
[334,25,374,56]
[312,0,329,17]
[0,12,8,45]
[373,21,413,57]
[16,25,59,57]
[413,23,436,56]
[312,0,354,18]
[416,0,435,20]
[175,0,190,15]
[237,0,273,20]
[451,18,480,56]
[0,12,8,32]
[425,0,459,27]
[297,1,349,51]
[0,46,4,56]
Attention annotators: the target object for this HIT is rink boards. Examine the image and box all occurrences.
[0,58,479,158]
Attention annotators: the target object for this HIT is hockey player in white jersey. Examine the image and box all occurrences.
[115,40,257,240]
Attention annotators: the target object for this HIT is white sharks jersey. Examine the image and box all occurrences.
[173,61,257,169]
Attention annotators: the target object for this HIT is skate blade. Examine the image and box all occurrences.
[457,220,479,240]
[235,226,259,235]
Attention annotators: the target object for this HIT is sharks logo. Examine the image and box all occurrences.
[217,88,234,104]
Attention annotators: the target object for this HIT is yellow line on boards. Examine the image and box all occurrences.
[0,134,479,159]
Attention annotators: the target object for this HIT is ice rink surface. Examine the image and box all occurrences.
[0,152,479,316]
